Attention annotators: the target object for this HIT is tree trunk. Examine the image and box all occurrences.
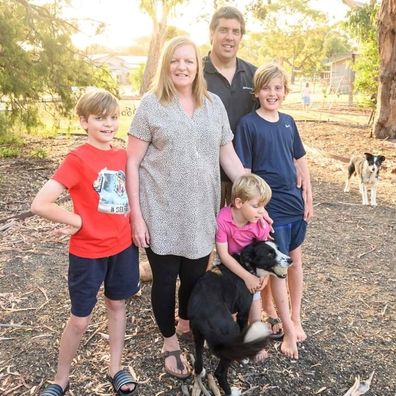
[372,0,396,138]
[140,16,168,95]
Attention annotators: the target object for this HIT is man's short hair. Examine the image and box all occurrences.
[231,174,272,205]
[209,6,246,35]
[76,88,119,119]
[253,64,290,95]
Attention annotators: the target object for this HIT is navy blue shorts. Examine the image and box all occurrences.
[68,244,140,317]
[273,219,307,255]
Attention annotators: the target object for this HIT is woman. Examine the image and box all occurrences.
[127,36,245,378]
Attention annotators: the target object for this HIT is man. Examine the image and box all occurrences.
[203,6,257,207]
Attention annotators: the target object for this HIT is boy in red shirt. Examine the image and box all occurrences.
[31,89,139,396]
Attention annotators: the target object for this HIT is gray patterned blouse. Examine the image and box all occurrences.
[128,91,233,259]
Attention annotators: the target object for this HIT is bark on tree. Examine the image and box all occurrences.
[140,17,168,95]
[139,9,169,95]
[372,0,396,138]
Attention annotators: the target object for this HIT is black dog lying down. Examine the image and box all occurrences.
[188,240,292,395]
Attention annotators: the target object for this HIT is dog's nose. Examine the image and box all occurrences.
[287,258,293,264]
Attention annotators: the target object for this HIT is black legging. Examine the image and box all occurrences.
[146,248,209,337]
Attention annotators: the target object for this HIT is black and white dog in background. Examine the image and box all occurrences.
[188,241,292,396]
[344,152,385,206]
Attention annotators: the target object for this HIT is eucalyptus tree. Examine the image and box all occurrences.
[248,0,330,82]
[138,0,187,94]
[0,0,115,134]
[343,0,395,138]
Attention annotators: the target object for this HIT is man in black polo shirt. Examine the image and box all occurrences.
[203,6,256,206]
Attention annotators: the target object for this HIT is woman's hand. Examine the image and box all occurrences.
[132,216,150,248]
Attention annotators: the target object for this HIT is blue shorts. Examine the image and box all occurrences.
[273,219,307,255]
[68,244,140,317]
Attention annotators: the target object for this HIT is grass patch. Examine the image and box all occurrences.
[0,146,20,158]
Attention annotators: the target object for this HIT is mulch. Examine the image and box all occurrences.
[0,117,395,395]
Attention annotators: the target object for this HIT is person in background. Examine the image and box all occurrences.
[302,82,311,110]
[235,64,314,360]
[32,89,139,396]
[126,36,246,379]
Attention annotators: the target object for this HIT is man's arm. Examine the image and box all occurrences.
[295,156,313,221]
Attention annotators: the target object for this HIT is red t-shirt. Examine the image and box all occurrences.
[53,143,132,258]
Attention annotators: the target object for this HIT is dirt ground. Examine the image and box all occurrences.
[0,113,395,395]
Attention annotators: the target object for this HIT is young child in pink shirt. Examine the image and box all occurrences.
[215,174,272,361]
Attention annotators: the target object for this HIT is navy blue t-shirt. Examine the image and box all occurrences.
[235,111,306,224]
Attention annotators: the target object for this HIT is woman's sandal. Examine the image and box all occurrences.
[108,369,138,395]
[267,317,284,339]
[40,383,69,396]
[162,350,192,379]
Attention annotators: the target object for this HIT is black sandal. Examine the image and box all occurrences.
[40,383,69,396]
[108,369,138,395]
[108,369,138,396]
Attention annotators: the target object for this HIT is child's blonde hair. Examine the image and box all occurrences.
[253,63,290,95]
[231,174,272,206]
[76,88,119,119]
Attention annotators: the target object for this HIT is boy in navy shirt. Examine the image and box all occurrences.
[235,64,313,360]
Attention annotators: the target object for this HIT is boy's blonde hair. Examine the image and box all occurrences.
[253,64,290,95]
[151,36,209,107]
[231,174,272,205]
[76,88,119,119]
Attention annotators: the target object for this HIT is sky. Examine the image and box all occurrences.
[59,0,357,50]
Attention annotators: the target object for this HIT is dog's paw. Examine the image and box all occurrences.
[231,387,242,396]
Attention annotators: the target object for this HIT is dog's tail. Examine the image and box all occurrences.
[212,321,271,361]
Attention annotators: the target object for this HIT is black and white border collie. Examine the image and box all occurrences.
[344,152,385,207]
[188,241,292,396]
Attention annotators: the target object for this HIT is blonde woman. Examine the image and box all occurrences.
[127,36,245,378]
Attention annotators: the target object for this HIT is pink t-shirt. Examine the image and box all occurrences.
[215,206,271,254]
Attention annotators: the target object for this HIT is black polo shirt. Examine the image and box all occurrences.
[203,53,257,181]
[203,53,257,133]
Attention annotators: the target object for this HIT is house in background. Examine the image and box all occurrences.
[323,53,357,95]
[89,54,146,92]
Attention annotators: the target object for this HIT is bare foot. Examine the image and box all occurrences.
[175,318,190,334]
[253,348,268,362]
[293,320,307,342]
[280,333,299,360]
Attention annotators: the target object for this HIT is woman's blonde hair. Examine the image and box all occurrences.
[76,88,119,119]
[231,174,272,206]
[253,63,290,96]
[151,36,209,107]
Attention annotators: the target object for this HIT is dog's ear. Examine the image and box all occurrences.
[364,152,373,160]
[379,155,385,163]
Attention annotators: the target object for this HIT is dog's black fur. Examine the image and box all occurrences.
[188,240,292,395]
